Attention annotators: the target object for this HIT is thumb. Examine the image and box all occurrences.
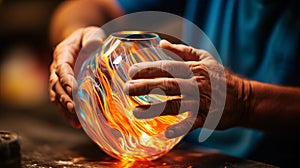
[74,27,105,76]
[165,116,203,139]
[82,27,106,46]
[159,39,201,61]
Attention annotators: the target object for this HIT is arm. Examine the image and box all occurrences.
[50,0,124,45]
[125,40,300,138]
[49,0,124,127]
[246,81,300,133]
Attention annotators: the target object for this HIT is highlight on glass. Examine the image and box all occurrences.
[74,31,188,161]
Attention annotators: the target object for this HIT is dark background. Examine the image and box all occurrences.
[0,1,298,167]
[0,0,61,111]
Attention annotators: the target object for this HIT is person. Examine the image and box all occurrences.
[49,0,300,166]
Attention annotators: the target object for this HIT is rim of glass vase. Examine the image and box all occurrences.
[111,31,159,41]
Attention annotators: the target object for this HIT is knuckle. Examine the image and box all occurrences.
[60,94,70,104]
[55,62,68,70]
[185,46,194,55]
[60,75,75,88]
[55,63,63,72]
[193,75,209,85]
[56,63,74,75]
[167,99,181,114]
[191,72,207,91]
[59,77,68,86]
[162,78,178,90]
[190,63,208,74]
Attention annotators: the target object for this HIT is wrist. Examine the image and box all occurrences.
[240,79,253,128]
[228,73,253,127]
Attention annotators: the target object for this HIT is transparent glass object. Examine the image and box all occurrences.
[74,31,187,161]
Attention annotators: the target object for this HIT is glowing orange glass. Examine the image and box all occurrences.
[74,31,186,161]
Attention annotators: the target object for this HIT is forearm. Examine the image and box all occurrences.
[50,0,124,46]
[245,81,300,132]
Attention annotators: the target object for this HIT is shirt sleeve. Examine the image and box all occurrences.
[116,0,187,16]
[117,0,161,13]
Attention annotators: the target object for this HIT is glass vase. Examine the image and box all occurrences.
[74,31,186,161]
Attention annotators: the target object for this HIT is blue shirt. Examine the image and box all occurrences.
[117,0,300,157]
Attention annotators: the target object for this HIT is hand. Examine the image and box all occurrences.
[124,40,252,138]
[49,26,105,128]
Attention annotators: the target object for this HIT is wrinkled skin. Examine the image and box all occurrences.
[124,40,251,138]
[50,28,250,137]
[49,27,105,128]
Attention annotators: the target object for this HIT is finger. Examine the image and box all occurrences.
[160,40,209,61]
[49,71,58,102]
[184,62,211,82]
[82,27,105,46]
[74,41,103,77]
[64,103,81,128]
[124,78,198,96]
[51,31,81,101]
[54,27,104,66]
[55,100,81,128]
[129,60,193,79]
[55,62,78,96]
[133,99,199,119]
[54,81,73,109]
[49,88,57,103]
[74,27,105,77]
[55,27,104,96]
[53,28,85,66]
[165,116,204,139]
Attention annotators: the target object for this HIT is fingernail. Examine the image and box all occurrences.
[124,81,136,94]
[66,86,72,95]
[123,83,130,95]
[166,129,175,138]
[67,102,75,114]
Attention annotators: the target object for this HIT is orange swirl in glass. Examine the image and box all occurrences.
[74,31,187,161]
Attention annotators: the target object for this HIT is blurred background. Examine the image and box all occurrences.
[0,0,61,113]
[0,1,297,167]
[0,0,84,149]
